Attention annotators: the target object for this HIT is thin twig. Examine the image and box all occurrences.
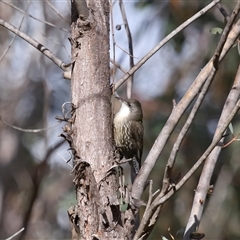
[0,116,60,133]
[217,3,230,22]
[110,59,127,74]
[162,99,240,202]
[1,0,69,32]
[44,0,69,23]
[5,228,25,240]
[142,180,153,218]
[114,0,221,91]
[222,132,240,148]
[135,99,240,239]
[115,43,137,59]
[134,180,162,240]
[19,140,65,240]
[132,5,240,239]
[119,0,134,98]
[0,18,70,71]
[132,16,240,208]
[41,33,71,59]
[213,1,240,68]
[0,1,29,62]
[184,67,240,239]
[110,0,117,87]
[161,69,217,197]
[184,2,240,237]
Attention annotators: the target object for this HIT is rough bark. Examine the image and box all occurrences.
[68,1,135,239]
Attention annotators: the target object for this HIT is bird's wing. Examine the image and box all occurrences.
[130,121,144,164]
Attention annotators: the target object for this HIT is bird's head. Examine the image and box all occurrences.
[114,97,143,122]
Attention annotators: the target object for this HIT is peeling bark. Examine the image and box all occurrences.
[68,1,136,239]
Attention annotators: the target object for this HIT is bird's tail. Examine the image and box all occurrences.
[130,157,141,183]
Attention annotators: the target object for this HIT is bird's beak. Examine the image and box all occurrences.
[111,96,122,114]
[114,96,123,102]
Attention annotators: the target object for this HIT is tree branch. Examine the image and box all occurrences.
[161,69,216,197]
[0,18,70,73]
[135,68,218,239]
[44,0,69,23]
[134,97,240,239]
[110,0,117,85]
[5,228,25,240]
[19,140,65,240]
[1,0,69,32]
[131,16,240,207]
[0,2,29,62]
[160,98,240,203]
[184,2,240,238]
[212,1,240,68]
[132,4,239,235]
[119,0,134,98]
[183,65,240,239]
[114,0,221,91]
[110,59,128,74]
[161,0,240,200]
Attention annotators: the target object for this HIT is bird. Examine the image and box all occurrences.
[113,97,144,181]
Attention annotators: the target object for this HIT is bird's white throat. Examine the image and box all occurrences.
[114,102,130,122]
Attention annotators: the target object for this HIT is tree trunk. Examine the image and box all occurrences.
[68,1,135,239]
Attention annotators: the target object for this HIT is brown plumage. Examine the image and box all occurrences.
[113,98,144,179]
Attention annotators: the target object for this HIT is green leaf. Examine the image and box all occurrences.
[120,203,128,212]
[161,236,169,240]
[210,27,223,35]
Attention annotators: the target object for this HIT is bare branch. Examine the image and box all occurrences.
[134,181,162,240]
[5,228,25,240]
[115,43,137,58]
[217,3,230,22]
[222,132,240,148]
[19,140,65,240]
[213,1,240,69]
[44,0,69,23]
[0,1,29,61]
[135,98,240,239]
[110,59,127,74]
[132,6,240,236]
[134,68,217,240]
[184,2,240,237]
[1,0,69,32]
[132,16,240,207]
[133,7,240,236]
[110,0,117,85]
[161,0,240,198]
[119,0,134,98]
[0,116,60,133]
[41,33,71,59]
[161,69,216,197]
[161,99,240,203]
[183,64,240,239]
[114,0,221,91]
[0,18,70,72]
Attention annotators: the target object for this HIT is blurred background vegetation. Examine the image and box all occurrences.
[0,0,239,239]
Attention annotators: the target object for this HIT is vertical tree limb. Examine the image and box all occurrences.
[69,0,136,239]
